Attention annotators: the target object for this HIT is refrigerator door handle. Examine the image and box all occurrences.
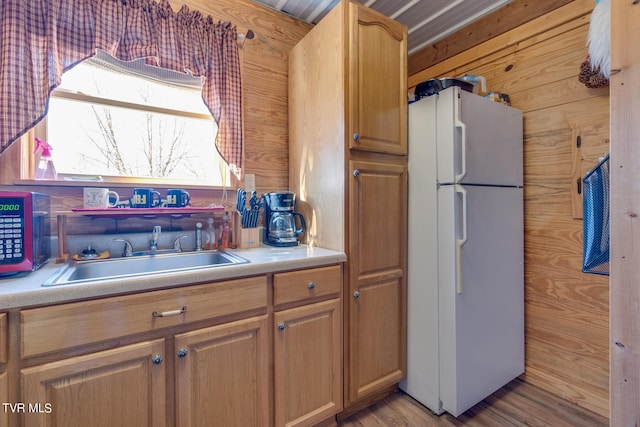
[454,95,467,183]
[455,184,468,294]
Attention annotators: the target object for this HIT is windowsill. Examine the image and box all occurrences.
[11,179,230,191]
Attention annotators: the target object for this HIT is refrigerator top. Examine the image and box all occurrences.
[435,87,523,187]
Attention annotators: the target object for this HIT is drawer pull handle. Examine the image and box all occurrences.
[152,306,187,318]
[152,354,163,365]
[353,291,360,299]
[177,348,188,359]
[307,281,315,289]
[278,323,286,331]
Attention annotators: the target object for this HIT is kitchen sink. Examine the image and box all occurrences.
[42,250,249,286]
[130,249,181,257]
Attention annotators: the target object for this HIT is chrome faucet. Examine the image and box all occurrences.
[173,235,189,252]
[150,226,161,251]
[113,238,133,257]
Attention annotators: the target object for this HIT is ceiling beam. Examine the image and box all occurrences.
[407,0,574,77]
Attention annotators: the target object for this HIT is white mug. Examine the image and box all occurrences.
[84,188,120,209]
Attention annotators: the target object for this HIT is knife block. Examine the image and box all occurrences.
[233,211,260,249]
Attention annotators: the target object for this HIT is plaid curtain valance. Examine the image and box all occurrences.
[0,0,243,178]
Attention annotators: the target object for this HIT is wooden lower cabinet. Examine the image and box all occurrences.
[174,315,269,427]
[1,371,8,427]
[274,299,342,427]
[13,267,345,426]
[347,278,404,403]
[346,158,407,406]
[21,339,166,427]
[1,313,8,427]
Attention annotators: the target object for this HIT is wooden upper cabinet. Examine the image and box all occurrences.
[347,2,408,156]
[348,159,407,282]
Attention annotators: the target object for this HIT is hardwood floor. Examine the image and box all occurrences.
[338,379,609,426]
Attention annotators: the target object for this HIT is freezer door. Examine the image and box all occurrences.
[436,87,523,186]
[437,184,524,417]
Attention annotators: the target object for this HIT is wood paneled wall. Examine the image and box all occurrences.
[610,1,640,425]
[0,0,312,226]
[0,0,618,419]
[408,0,609,418]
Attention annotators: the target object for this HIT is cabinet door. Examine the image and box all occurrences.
[347,2,407,155]
[21,339,166,427]
[0,313,6,427]
[174,316,269,427]
[0,372,7,427]
[0,313,6,364]
[347,159,407,404]
[274,299,342,427]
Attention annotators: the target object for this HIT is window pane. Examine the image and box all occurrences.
[47,97,224,183]
[59,57,209,114]
[46,56,228,186]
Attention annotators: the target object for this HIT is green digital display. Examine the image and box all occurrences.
[0,204,21,211]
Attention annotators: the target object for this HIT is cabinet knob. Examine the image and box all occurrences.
[278,323,286,331]
[177,348,188,359]
[307,281,315,289]
[353,133,360,141]
[152,354,164,365]
[353,291,360,299]
[353,169,360,177]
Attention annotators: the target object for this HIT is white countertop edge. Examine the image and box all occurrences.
[0,245,346,310]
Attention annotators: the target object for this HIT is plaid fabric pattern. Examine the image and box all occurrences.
[0,0,243,177]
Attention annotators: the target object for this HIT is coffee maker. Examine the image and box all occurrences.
[263,191,306,247]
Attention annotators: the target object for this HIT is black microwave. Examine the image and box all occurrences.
[0,191,51,276]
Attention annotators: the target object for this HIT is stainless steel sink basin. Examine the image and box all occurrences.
[131,249,181,257]
[42,250,249,287]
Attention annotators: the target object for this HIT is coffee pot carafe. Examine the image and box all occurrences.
[263,191,305,247]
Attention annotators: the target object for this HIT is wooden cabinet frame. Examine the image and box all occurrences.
[289,0,408,414]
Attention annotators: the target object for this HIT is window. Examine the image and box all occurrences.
[41,51,230,186]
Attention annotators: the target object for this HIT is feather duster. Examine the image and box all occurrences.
[587,0,610,79]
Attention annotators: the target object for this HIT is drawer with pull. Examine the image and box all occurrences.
[273,265,342,306]
[21,276,267,358]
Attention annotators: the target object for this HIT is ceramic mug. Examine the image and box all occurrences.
[83,188,119,209]
[131,188,162,208]
[166,189,191,208]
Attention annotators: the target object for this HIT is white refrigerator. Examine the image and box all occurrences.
[399,86,524,417]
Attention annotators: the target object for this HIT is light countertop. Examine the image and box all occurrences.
[0,245,346,310]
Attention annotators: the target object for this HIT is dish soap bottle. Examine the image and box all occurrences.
[219,212,230,249]
[203,218,217,250]
[33,137,58,180]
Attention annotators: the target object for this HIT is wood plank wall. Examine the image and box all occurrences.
[0,0,621,419]
[0,0,312,232]
[610,1,640,425]
[408,0,609,418]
